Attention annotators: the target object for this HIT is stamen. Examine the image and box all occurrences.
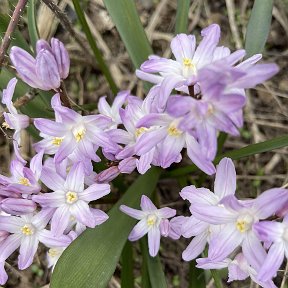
[168,124,182,136]
[21,224,34,236]
[236,215,254,233]
[147,214,157,226]
[135,127,148,138]
[48,248,61,258]
[2,122,10,129]
[52,137,64,146]
[66,191,78,204]
[19,177,30,186]
[183,58,194,67]
[73,127,86,142]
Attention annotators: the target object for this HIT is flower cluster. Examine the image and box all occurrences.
[0,23,282,286]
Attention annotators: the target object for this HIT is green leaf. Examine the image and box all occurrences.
[0,14,32,55]
[121,242,134,288]
[51,167,162,288]
[245,0,273,57]
[175,0,191,34]
[165,134,288,177]
[103,0,153,69]
[140,238,167,288]
[27,0,39,50]
[188,261,205,288]
[0,68,53,118]
[71,0,118,94]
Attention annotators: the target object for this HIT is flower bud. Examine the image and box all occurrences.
[51,38,70,79]
[118,157,136,174]
[95,166,120,183]
[36,49,61,90]
[36,39,52,54]
[1,198,36,215]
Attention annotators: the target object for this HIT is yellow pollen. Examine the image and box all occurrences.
[183,58,194,67]
[146,214,157,227]
[74,128,86,142]
[66,191,78,204]
[52,137,63,146]
[207,104,214,115]
[2,121,10,129]
[21,225,34,236]
[48,248,61,258]
[236,220,251,233]
[19,177,30,186]
[135,127,148,138]
[168,125,182,136]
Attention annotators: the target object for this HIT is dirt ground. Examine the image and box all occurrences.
[1,0,288,287]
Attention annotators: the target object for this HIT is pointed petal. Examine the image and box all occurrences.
[120,205,145,220]
[140,195,157,212]
[158,207,176,219]
[80,183,110,202]
[171,34,196,63]
[128,219,149,241]
[38,229,71,247]
[51,206,71,236]
[18,237,39,270]
[64,162,84,193]
[70,201,95,228]
[182,232,208,261]
[34,119,67,137]
[148,227,161,257]
[0,234,21,261]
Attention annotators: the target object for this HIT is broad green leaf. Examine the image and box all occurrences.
[189,261,205,288]
[121,242,134,288]
[165,134,288,177]
[51,167,162,288]
[71,0,118,94]
[27,0,39,50]
[245,0,273,57]
[175,0,191,34]
[103,0,153,69]
[140,238,167,288]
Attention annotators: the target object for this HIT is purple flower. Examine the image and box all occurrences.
[134,112,216,175]
[34,94,117,163]
[179,158,236,260]
[120,195,176,256]
[0,209,71,285]
[10,38,70,91]
[253,216,288,282]
[33,162,110,236]
[1,78,29,164]
[136,24,223,109]
[98,91,129,129]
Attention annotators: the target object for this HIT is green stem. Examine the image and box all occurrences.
[175,0,191,34]
[210,269,223,288]
[71,0,118,94]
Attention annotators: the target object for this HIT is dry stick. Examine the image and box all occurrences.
[0,0,28,67]
[41,0,92,61]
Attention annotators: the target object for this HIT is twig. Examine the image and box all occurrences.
[40,0,92,61]
[58,82,71,108]
[0,0,28,67]
[225,0,243,49]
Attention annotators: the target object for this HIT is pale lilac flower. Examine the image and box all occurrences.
[1,78,30,164]
[33,162,110,236]
[136,24,223,109]
[120,195,176,256]
[0,209,71,285]
[34,94,117,163]
[197,253,277,288]
[179,158,236,260]
[10,38,69,91]
[98,91,129,129]
[191,185,288,270]
[253,215,288,282]
[134,112,216,175]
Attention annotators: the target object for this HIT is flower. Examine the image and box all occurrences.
[10,38,70,91]
[33,162,110,236]
[253,215,288,282]
[0,209,71,285]
[120,195,176,256]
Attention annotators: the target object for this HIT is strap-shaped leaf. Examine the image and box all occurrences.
[103,0,153,69]
[51,167,162,288]
[175,0,191,34]
[245,0,273,57]
[27,0,39,51]
[165,134,288,177]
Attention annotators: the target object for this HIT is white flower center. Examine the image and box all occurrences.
[21,224,34,236]
[48,248,62,258]
[73,126,86,142]
[146,214,158,227]
[167,122,182,137]
[236,214,254,233]
[66,191,78,204]
[182,58,197,78]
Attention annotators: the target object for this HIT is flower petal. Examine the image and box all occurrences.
[182,232,208,261]
[18,236,39,270]
[148,227,161,257]
[128,219,149,241]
